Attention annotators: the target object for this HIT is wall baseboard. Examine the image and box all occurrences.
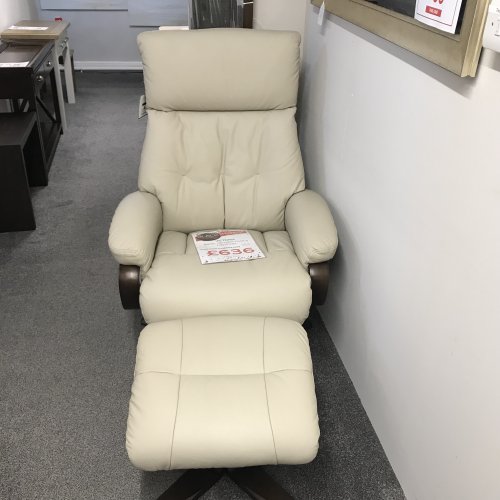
[74,61,142,71]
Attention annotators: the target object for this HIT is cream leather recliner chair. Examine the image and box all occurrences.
[109,29,338,322]
[109,28,339,500]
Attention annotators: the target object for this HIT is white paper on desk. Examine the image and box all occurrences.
[192,230,266,265]
[8,26,49,31]
[414,0,463,34]
[0,62,29,67]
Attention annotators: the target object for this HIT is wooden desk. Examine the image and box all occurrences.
[0,112,44,232]
[1,20,76,131]
[0,41,62,186]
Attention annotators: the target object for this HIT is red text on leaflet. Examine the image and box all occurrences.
[207,248,255,256]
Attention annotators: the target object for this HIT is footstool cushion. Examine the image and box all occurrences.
[126,316,319,471]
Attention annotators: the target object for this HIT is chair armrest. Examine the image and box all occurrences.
[108,191,163,275]
[285,189,338,268]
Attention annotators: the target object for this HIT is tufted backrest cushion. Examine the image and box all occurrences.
[137,29,305,232]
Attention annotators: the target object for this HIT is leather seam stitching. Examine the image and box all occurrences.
[262,317,279,465]
[134,368,312,377]
[168,321,183,470]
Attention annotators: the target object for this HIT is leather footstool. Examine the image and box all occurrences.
[126,316,320,472]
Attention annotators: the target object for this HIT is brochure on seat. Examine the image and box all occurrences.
[192,230,266,265]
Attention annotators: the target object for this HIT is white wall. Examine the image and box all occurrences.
[0,0,38,31]
[31,1,308,70]
[35,8,148,69]
[300,6,500,500]
[253,0,307,40]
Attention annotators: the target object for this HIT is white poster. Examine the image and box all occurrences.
[8,26,49,30]
[0,62,29,67]
[192,230,265,265]
[414,0,464,34]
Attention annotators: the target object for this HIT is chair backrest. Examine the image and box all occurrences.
[137,28,305,233]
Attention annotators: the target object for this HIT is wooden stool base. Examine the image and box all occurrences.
[156,467,294,500]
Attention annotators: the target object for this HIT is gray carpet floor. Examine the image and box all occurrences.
[0,72,405,500]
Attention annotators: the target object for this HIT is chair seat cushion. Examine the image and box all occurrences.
[126,316,320,471]
[139,230,312,324]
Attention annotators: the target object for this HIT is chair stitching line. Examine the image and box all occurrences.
[253,125,263,226]
[134,368,312,377]
[262,317,279,465]
[221,117,227,228]
[168,320,183,470]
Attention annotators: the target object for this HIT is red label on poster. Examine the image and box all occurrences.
[425,5,442,16]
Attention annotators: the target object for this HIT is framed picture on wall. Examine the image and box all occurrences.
[312,0,489,76]
[40,0,128,10]
[128,0,188,26]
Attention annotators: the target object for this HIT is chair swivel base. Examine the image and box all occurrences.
[157,466,294,500]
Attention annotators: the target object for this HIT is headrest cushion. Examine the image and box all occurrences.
[138,28,300,112]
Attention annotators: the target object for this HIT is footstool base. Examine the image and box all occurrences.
[157,467,293,500]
